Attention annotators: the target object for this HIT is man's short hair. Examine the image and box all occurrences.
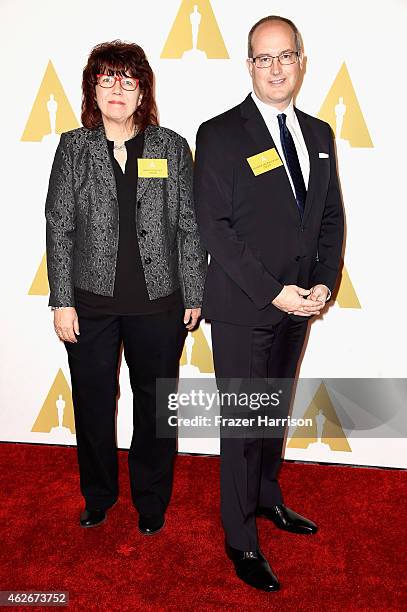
[248,15,303,58]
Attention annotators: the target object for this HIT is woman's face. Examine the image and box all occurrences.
[95,71,142,127]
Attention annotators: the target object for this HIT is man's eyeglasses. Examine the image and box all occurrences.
[249,51,300,69]
[96,74,139,91]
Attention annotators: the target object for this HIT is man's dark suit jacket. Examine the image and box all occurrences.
[194,94,344,326]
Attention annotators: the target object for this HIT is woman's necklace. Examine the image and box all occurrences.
[113,127,139,151]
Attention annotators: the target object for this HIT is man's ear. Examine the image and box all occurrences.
[246,58,253,78]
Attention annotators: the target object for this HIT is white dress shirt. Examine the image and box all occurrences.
[251,92,310,194]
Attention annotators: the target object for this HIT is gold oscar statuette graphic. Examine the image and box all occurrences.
[161,0,229,59]
[28,252,49,296]
[32,369,75,434]
[180,326,214,374]
[318,62,373,148]
[21,60,79,142]
[287,382,351,452]
[318,63,367,307]
[335,265,361,309]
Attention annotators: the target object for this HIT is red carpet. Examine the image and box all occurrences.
[0,443,406,611]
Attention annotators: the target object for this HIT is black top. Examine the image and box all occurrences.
[74,132,182,315]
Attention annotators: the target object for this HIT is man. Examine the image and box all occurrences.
[194,16,344,591]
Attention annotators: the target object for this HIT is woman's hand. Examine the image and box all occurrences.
[183,308,201,331]
[54,307,80,343]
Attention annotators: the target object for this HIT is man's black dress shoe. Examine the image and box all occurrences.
[80,508,106,528]
[226,544,280,592]
[138,514,165,535]
[257,505,318,534]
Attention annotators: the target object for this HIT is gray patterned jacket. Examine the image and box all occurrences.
[45,124,207,309]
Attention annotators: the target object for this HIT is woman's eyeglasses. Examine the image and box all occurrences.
[96,74,139,91]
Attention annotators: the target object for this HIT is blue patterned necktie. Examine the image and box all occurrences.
[277,113,306,217]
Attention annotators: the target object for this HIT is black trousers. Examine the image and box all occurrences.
[65,306,186,515]
[211,316,309,550]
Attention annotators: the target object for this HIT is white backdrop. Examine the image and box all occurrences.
[1,0,406,468]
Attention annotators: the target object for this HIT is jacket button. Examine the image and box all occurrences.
[300,226,304,232]
[295,256,300,261]
[144,257,152,265]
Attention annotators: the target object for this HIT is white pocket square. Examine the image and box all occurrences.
[319,152,329,158]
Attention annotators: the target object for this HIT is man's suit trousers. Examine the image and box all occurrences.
[211,316,309,550]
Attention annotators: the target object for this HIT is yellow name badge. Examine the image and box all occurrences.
[246,148,283,176]
[138,158,168,178]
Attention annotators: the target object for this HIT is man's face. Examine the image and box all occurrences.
[247,21,303,109]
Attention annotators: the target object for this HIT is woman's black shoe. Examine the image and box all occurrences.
[138,514,165,535]
[80,508,106,528]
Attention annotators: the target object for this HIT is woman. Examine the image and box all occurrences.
[45,41,207,534]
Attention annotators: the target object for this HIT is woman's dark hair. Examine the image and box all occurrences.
[81,40,158,131]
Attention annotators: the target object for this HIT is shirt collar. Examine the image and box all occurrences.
[251,91,296,124]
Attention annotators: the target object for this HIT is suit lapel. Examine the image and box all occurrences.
[241,101,276,153]
[88,125,117,205]
[137,125,165,201]
[295,108,318,225]
[240,95,301,223]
